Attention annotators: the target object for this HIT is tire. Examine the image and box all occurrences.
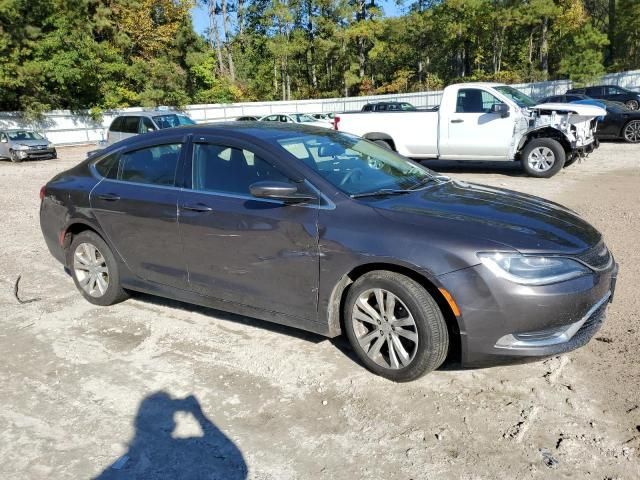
[521,138,565,178]
[563,154,578,168]
[625,100,639,110]
[622,120,640,143]
[343,271,449,382]
[67,230,128,306]
[373,139,393,150]
[9,150,21,163]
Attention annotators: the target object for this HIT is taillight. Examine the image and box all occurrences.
[333,116,340,130]
[39,186,46,201]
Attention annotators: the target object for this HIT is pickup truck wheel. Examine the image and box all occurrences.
[373,139,393,150]
[522,139,565,178]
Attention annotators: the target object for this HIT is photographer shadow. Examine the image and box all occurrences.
[94,391,247,480]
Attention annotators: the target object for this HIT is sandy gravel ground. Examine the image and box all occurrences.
[0,142,638,479]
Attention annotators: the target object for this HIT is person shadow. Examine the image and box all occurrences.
[93,391,247,480]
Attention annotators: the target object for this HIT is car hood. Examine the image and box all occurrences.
[372,180,601,254]
[531,102,607,117]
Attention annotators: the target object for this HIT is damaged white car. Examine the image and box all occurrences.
[333,82,606,178]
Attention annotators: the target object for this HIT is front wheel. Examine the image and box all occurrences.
[67,231,128,306]
[623,120,640,143]
[9,150,21,163]
[343,271,449,382]
[521,138,565,178]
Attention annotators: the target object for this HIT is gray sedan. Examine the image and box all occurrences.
[0,130,57,162]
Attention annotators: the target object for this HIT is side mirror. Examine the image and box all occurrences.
[249,181,316,204]
[491,103,510,118]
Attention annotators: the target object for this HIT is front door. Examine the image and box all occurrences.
[91,139,188,288]
[439,88,515,160]
[177,137,320,321]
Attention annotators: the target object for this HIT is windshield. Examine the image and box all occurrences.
[494,86,537,108]
[7,131,45,141]
[291,114,317,123]
[273,131,439,195]
[152,114,196,129]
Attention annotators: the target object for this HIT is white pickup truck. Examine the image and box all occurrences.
[334,82,606,178]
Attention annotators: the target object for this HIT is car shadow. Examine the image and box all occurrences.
[420,159,526,177]
[93,391,247,479]
[129,291,326,344]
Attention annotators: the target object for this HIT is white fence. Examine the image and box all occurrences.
[1,70,639,146]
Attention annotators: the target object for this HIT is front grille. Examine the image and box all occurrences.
[572,241,612,270]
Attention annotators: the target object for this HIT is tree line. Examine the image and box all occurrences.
[0,0,638,117]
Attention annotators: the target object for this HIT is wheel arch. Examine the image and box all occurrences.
[61,219,111,253]
[517,127,572,158]
[362,132,396,151]
[327,262,461,363]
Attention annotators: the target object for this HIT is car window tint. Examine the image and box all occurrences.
[118,144,181,186]
[121,116,140,134]
[456,89,502,113]
[109,117,123,132]
[140,117,155,133]
[192,144,289,195]
[95,153,119,178]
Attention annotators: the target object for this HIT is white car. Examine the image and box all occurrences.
[334,82,606,178]
[259,113,332,129]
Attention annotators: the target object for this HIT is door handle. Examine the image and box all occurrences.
[181,202,213,213]
[97,193,121,201]
[450,119,464,123]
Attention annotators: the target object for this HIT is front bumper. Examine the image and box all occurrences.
[16,148,57,160]
[438,257,617,367]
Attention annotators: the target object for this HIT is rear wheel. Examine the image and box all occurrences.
[67,231,128,306]
[343,271,449,382]
[623,120,640,143]
[625,99,639,110]
[521,138,565,178]
[373,139,393,150]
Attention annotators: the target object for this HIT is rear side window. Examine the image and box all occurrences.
[586,87,602,96]
[109,117,124,132]
[140,117,155,133]
[192,144,289,195]
[118,144,182,186]
[94,153,119,178]
[121,116,140,134]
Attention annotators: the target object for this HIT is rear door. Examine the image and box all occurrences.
[91,136,188,288]
[177,135,320,320]
[439,88,514,159]
[120,116,141,141]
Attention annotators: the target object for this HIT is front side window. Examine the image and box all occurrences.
[456,89,504,113]
[274,131,436,195]
[140,117,155,133]
[118,144,182,186]
[192,144,289,195]
[1,133,7,142]
[152,114,195,129]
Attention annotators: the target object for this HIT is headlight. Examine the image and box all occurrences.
[478,252,590,285]
[15,144,30,150]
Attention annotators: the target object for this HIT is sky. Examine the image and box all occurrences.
[190,2,404,36]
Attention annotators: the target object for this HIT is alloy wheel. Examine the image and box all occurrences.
[624,120,640,143]
[527,146,556,172]
[351,288,419,369]
[625,100,639,110]
[73,242,110,298]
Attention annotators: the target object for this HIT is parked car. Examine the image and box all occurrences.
[107,111,196,145]
[0,129,57,162]
[538,95,640,143]
[311,113,334,121]
[334,83,606,178]
[235,116,259,121]
[361,101,417,112]
[259,113,332,128]
[40,123,617,381]
[566,85,640,110]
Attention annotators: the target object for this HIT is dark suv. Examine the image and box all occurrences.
[361,102,417,112]
[567,85,640,110]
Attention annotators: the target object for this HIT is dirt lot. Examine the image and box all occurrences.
[0,143,638,479]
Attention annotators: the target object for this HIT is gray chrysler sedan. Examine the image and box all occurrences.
[40,123,617,381]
